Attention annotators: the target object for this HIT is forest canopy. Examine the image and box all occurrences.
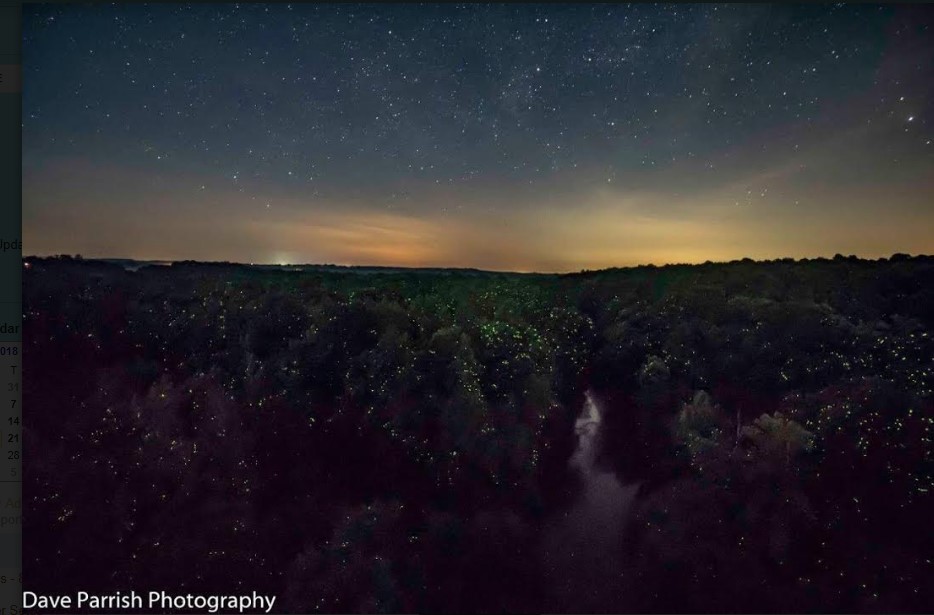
[24,254,934,613]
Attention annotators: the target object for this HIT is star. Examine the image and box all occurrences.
[21,3,934,269]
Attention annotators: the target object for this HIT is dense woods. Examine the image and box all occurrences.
[25,255,933,613]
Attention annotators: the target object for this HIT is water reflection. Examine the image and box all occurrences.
[542,391,640,611]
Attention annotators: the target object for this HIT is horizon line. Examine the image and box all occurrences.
[23,252,933,276]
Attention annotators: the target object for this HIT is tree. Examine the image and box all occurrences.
[741,412,814,466]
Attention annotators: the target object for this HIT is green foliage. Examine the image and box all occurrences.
[741,412,815,464]
[638,354,670,387]
[675,390,727,456]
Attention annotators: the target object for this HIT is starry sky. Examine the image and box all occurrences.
[22,3,934,272]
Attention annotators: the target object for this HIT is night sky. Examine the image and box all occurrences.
[23,4,934,272]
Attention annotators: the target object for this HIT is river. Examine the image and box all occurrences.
[541,390,641,611]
